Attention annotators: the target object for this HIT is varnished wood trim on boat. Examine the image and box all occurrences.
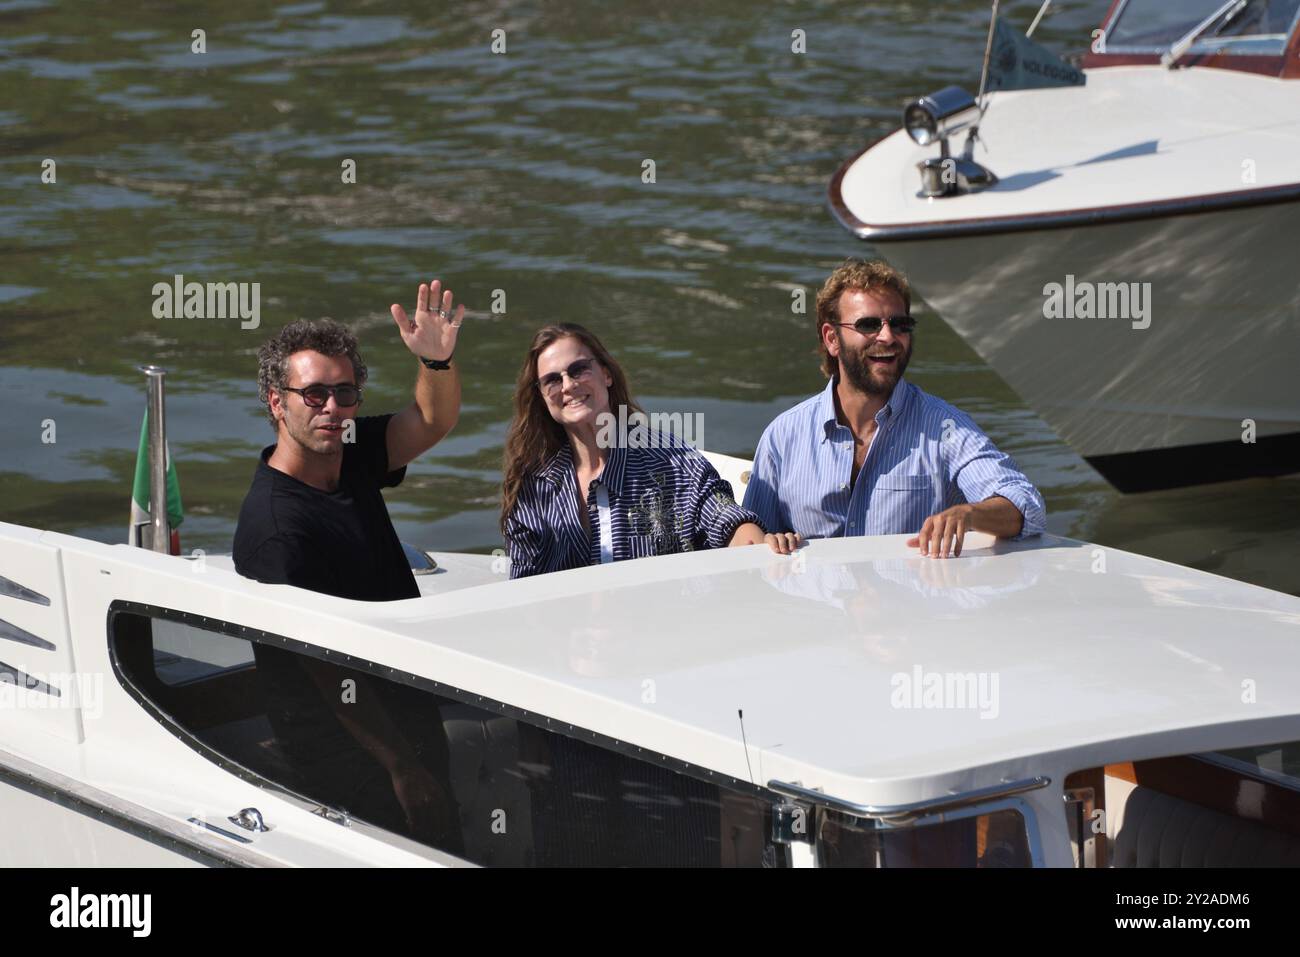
[1106,761,1137,784]
[1080,51,1288,78]
[1083,0,1300,77]
[1105,756,1300,838]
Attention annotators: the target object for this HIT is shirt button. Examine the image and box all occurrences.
[840,483,848,491]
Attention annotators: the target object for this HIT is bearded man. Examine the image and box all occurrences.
[743,259,1045,558]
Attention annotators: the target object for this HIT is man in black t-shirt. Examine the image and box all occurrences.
[234,279,464,597]
[235,414,416,600]
[232,280,466,850]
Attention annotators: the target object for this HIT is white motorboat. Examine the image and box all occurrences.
[829,0,1300,491]
[3,448,1299,867]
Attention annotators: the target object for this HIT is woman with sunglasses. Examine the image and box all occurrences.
[500,323,800,579]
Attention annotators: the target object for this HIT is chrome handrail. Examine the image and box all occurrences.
[767,775,1052,824]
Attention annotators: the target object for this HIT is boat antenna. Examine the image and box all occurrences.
[976,0,1000,122]
[1026,0,1052,38]
[737,709,755,786]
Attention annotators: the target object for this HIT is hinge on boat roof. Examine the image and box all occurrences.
[769,780,816,845]
[771,801,814,845]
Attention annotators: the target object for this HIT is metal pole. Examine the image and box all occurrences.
[1027,0,1051,37]
[976,0,1001,118]
[140,365,170,554]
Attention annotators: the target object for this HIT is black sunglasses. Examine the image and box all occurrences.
[835,315,916,336]
[283,384,363,408]
[536,358,596,395]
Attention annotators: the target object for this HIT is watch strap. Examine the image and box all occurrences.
[419,352,453,370]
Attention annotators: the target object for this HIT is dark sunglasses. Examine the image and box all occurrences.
[835,315,916,336]
[536,358,596,396]
[283,384,363,408]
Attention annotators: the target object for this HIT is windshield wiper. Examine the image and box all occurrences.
[1160,0,1251,68]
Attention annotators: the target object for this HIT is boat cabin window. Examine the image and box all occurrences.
[1106,0,1300,56]
[1090,740,1300,867]
[109,606,785,867]
[816,804,1034,867]
[1208,740,1300,788]
[150,618,256,686]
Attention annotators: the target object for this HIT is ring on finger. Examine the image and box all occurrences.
[437,308,449,320]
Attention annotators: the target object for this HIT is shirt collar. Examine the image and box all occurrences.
[819,375,912,441]
[601,443,627,495]
[538,441,627,495]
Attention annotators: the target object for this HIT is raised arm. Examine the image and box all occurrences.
[386,279,464,470]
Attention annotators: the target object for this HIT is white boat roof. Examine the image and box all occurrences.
[836,65,1300,236]
[53,526,1300,808]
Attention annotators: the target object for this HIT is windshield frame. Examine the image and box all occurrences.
[813,795,1047,868]
[1100,0,1300,56]
[1197,748,1300,792]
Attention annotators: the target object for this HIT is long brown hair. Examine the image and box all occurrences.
[500,324,644,533]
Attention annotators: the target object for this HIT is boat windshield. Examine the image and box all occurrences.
[816,803,1037,867]
[1106,0,1300,55]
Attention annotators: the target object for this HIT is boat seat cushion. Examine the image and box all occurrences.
[1113,785,1300,867]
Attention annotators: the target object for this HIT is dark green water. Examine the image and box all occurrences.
[2,0,1297,594]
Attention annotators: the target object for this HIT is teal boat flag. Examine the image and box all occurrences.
[988,16,1086,91]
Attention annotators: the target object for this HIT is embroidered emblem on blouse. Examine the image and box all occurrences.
[629,469,688,554]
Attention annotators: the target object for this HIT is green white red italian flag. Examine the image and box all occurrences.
[128,410,183,554]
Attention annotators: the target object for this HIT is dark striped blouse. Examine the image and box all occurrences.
[504,433,763,579]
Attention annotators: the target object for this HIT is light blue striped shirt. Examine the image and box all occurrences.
[742,377,1045,539]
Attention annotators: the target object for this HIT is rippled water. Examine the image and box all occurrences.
[2,0,1296,595]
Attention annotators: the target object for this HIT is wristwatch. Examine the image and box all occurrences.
[419,352,453,370]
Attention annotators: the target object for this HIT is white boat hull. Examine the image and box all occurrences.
[5,512,1300,867]
[878,199,1300,489]
[829,65,1300,490]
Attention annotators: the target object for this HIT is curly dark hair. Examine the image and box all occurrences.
[256,319,368,429]
[814,258,912,378]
